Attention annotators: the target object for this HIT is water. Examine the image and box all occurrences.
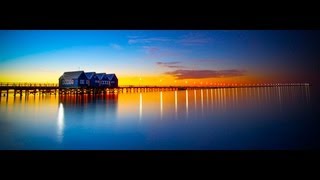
[0,86,318,150]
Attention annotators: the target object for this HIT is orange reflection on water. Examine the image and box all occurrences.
[0,86,311,124]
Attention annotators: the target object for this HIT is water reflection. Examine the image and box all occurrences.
[211,89,213,109]
[223,88,226,110]
[59,94,118,123]
[207,89,209,108]
[277,87,282,111]
[305,85,310,104]
[201,89,204,114]
[0,86,315,150]
[57,103,64,143]
[160,91,163,120]
[194,90,197,111]
[232,88,235,108]
[139,93,142,122]
[186,90,189,119]
[175,91,178,119]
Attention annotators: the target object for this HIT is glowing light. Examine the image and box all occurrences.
[186,90,189,118]
[206,89,209,107]
[194,90,197,110]
[210,89,213,108]
[201,89,204,114]
[175,91,178,118]
[160,91,163,120]
[57,103,64,143]
[139,93,142,121]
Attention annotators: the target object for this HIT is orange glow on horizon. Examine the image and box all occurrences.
[0,72,306,86]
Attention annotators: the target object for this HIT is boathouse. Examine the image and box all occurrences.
[105,73,118,88]
[59,71,89,88]
[85,72,100,88]
[96,73,109,87]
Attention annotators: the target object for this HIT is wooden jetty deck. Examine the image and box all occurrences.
[0,82,311,97]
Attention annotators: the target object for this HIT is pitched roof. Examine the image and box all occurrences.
[61,71,84,80]
[96,73,106,80]
[85,72,96,79]
[105,74,116,80]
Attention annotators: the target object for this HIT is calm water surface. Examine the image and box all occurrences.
[0,86,318,150]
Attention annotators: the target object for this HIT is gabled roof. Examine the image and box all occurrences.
[61,71,84,80]
[96,73,106,80]
[85,72,96,79]
[105,74,116,80]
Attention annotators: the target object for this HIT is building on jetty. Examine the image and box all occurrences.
[59,71,118,89]
[105,73,118,88]
[85,72,100,88]
[96,73,109,88]
[59,71,89,88]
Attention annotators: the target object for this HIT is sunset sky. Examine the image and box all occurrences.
[0,30,319,86]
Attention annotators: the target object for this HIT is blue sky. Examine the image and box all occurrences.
[0,30,318,84]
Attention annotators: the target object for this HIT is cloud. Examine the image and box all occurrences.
[127,34,210,46]
[156,61,180,65]
[177,33,211,46]
[128,37,172,44]
[156,61,185,68]
[165,69,246,79]
[110,43,122,50]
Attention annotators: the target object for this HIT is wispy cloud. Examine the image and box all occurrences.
[165,69,246,79]
[110,43,122,50]
[156,61,185,68]
[128,37,172,44]
[177,33,211,46]
[128,34,210,46]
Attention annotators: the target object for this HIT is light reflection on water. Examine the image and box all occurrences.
[57,103,64,143]
[0,86,317,150]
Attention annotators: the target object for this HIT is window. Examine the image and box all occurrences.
[62,80,74,85]
[80,80,85,84]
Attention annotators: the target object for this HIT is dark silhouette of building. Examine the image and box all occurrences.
[59,71,89,88]
[105,74,118,88]
[85,72,100,88]
[60,71,118,88]
[96,73,109,88]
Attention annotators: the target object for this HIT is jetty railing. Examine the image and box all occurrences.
[0,82,58,87]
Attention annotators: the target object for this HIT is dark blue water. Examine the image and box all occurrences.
[0,86,319,150]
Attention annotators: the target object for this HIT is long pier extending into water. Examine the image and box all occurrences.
[0,82,311,96]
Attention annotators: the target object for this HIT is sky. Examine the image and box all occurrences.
[0,30,319,86]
